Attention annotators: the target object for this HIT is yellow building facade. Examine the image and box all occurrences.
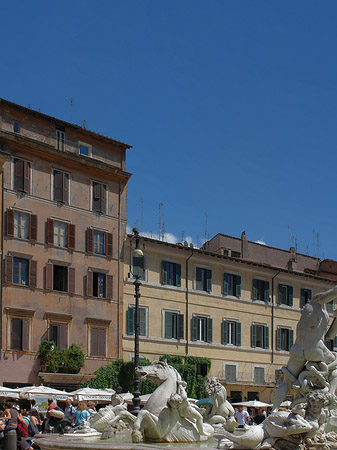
[123,234,335,403]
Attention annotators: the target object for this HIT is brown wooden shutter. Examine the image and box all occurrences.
[98,328,106,357]
[106,275,113,300]
[6,209,14,237]
[63,173,69,204]
[29,214,37,241]
[54,171,63,201]
[86,228,93,253]
[29,260,37,287]
[5,255,13,284]
[68,224,75,250]
[14,159,24,191]
[86,270,93,297]
[59,323,68,349]
[23,161,30,193]
[45,262,53,290]
[90,327,98,356]
[100,184,106,213]
[68,267,75,294]
[22,319,30,351]
[106,233,113,257]
[46,218,54,245]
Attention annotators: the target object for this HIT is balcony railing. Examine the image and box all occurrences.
[217,371,278,386]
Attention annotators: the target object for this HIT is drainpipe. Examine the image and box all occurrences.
[185,249,194,355]
[0,165,3,357]
[117,180,121,359]
[271,270,281,363]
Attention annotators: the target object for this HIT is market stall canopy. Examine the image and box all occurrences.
[0,386,21,398]
[18,385,71,400]
[232,400,271,408]
[70,387,115,402]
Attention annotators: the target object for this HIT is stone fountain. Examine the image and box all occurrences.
[37,285,337,450]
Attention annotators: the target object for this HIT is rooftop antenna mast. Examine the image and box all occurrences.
[313,229,316,256]
[317,232,319,258]
[204,213,208,244]
[70,98,73,122]
[158,203,165,241]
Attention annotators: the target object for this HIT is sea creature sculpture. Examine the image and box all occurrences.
[204,377,237,431]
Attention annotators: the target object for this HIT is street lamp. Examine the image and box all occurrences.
[131,227,144,415]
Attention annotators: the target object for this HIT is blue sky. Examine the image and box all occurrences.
[1,1,337,258]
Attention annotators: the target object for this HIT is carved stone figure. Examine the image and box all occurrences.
[204,377,237,431]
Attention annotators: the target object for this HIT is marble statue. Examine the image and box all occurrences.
[204,377,237,431]
[89,395,127,432]
[101,360,213,442]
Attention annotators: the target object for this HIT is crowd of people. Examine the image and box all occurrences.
[234,405,271,427]
[0,397,98,449]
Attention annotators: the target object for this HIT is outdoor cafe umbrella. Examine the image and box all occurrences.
[18,385,71,400]
[0,386,21,398]
[70,387,115,402]
[232,400,270,408]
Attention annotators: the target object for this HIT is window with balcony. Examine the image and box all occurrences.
[276,327,293,351]
[162,261,181,286]
[92,182,107,214]
[192,315,212,342]
[222,320,241,346]
[164,311,184,339]
[252,279,270,301]
[13,158,30,193]
[251,323,269,349]
[278,284,293,306]
[196,267,212,292]
[127,306,147,336]
[53,170,69,203]
[224,273,241,296]
[49,322,68,349]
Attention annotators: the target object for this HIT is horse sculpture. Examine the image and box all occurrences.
[101,360,213,442]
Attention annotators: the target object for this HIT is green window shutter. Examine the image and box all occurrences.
[251,324,256,348]
[127,307,135,335]
[264,281,270,302]
[177,314,184,339]
[276,328,281,350]
[278,284,283,305]
[236,275,241,297]
[206,318,213,343]
[175,264,181,287]
[192,316,198,341]
[224,273,229,295]
[162,261,168,285]
[196,268,202,290]
[300,289,305,308]
[288,286,293,306]
[264,326,269,349]
[236,322,241,346]
[206,269,212,292]
[139,308,146,336]
[133,256,144,280]
[222,320,228,344]
[165,311,173,339]
[289,329,294,350]
[253,279,258,301]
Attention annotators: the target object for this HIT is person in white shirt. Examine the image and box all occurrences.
[234,406,249,428]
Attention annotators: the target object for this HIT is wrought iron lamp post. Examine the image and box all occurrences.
[131,227,143,415]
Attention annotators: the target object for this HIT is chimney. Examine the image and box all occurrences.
[241,231,248,259]
[287,247,297,271]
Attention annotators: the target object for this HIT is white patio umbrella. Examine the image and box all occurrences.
[280,400,292,408]
[18,385,71,400]
[0,386,20,398]
[70,387,115,402]
[232,400,270,408]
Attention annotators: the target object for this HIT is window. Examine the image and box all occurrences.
[92,182,106,214]
[162,261,181,286]
[46,219,75,249]
[53,170,69,203]
[254,367,265,385]
[49,322,68,349]
[225,364,237,383]
[86,228,112,256]
[10,317,29,351]
[56,128,65,151]
[127,306,147,336]
[276,327,293,351]
[5,255,37,287]
[192,315,212,342]
[251,323,269,349]
[278,284,293,306]
[45,263,75,294]
[13,121,20,133]
[6,210,37,241]
[90,326,106,357]
[222,320,241,346]
[164,311,184,339]
[85,270,113,299]
[13,158,30,193]
[196,267,212,292]
[300,288,312,308]
[79,142,92,156]
[132,255,145,280]
[224,273,241,297]
[253,279,270,301]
